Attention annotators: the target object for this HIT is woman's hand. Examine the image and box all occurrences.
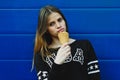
[54,43,71,65]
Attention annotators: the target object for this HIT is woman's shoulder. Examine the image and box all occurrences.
[70,38,90,45]
[69,39,93,50]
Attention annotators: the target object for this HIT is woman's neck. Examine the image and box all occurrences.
[49,37,61,48]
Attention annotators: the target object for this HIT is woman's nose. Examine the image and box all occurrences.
[56,22,61,28]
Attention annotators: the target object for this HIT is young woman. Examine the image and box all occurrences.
[33,5,101,80]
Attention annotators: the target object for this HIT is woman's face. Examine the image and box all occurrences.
[47,12,67,37]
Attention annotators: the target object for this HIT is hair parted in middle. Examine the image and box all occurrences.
[34,5,69,59]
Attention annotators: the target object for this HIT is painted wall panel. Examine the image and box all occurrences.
[0,9,120,34]
[0,0,120,9]
[0,34,119,60]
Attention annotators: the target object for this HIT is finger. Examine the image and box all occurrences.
[61,43,69,47]
[62,48,71,54]
[65,51,71,57]
[64,45,71,50]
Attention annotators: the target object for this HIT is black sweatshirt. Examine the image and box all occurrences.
[34,40,101,80]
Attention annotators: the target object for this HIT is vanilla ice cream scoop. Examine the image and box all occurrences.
[58,32,69,44]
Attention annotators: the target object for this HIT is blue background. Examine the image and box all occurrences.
[0,0,120,80]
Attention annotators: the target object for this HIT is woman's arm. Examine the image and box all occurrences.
[87,40,101,80]
[34,43,71,80]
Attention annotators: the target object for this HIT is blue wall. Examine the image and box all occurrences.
[0,0,120,80]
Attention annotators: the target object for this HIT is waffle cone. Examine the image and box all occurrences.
[58,32,69,44]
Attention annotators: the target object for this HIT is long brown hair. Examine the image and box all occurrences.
[34,5,68,59]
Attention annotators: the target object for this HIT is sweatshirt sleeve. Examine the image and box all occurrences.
[34,53,66,80]
[87,40,101,80]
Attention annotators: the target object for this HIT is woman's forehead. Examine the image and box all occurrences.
[48,12,62,21]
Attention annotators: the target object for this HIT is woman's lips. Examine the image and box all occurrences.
[58,28,64,32]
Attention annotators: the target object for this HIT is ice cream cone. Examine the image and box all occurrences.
[58,32,69,44]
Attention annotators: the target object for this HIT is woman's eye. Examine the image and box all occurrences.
[58,18,62,22]
[49,22,55,26]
